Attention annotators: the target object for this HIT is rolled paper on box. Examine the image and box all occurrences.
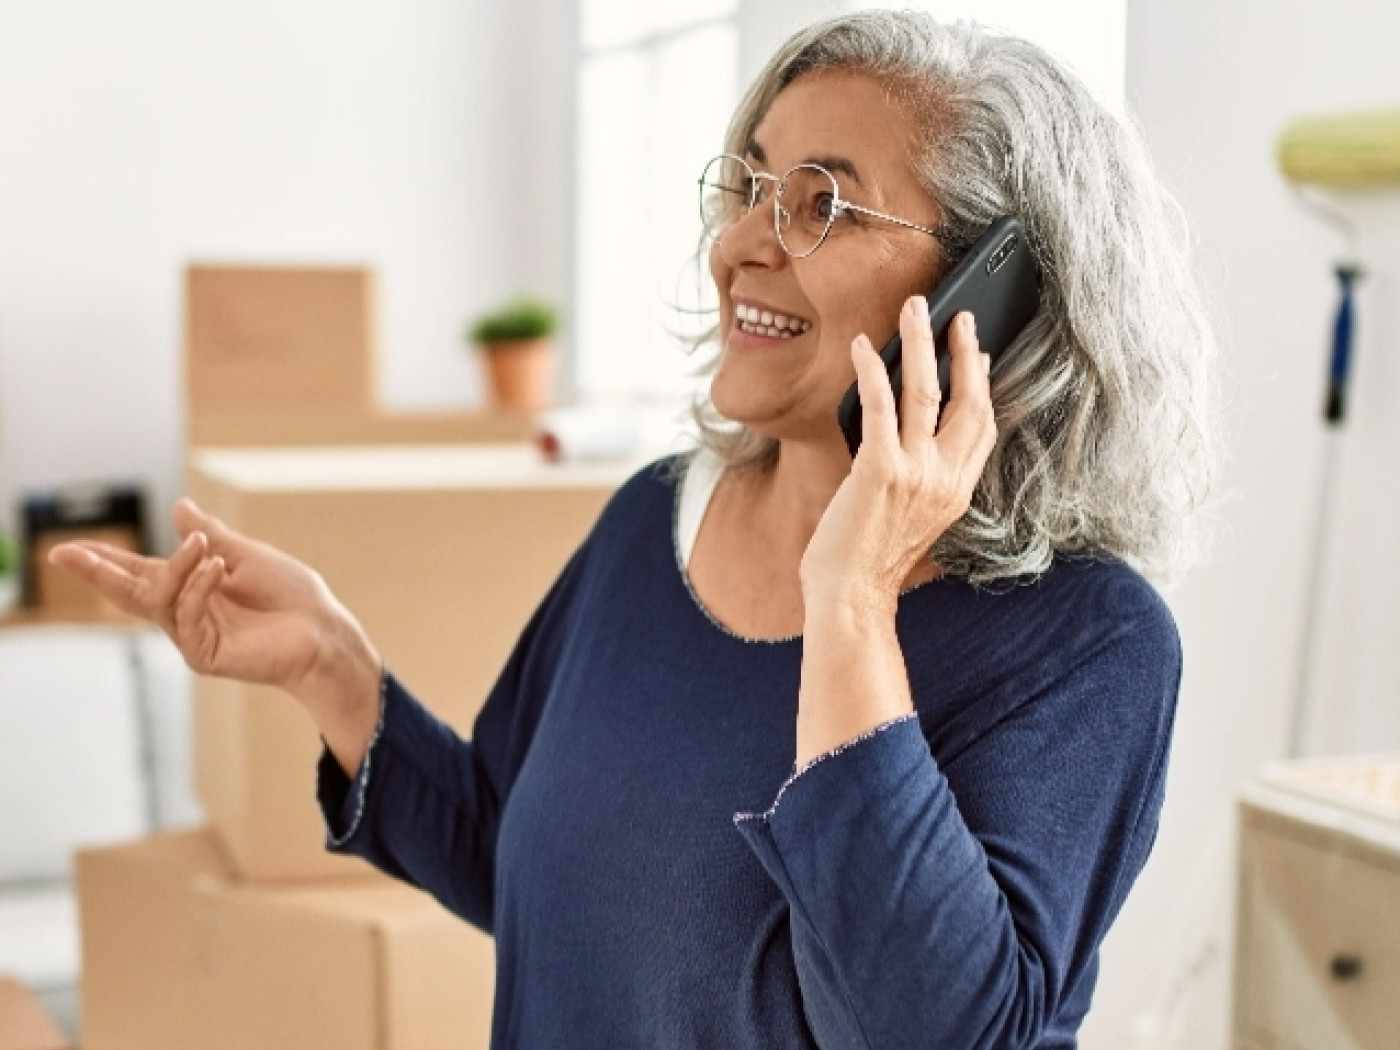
[534,405,644,463]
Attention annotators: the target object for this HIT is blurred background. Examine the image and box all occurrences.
[0,0,1397,1048]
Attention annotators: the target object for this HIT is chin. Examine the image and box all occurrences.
[709,347,848,443]
[706,375,775,431]
[710,384,826,446]
[709,385,772,431]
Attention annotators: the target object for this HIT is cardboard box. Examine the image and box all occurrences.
[183,264,537,450]
[185,266,374,426]
[76,830,230,1050]
[185,445,637,880]
[20,483,148,614]
[188,406,534,450]
[28,527,141,619]
[77,830,495,1050]
[0,978,70,1050]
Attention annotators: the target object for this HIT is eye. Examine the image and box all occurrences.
[819,194,855,223]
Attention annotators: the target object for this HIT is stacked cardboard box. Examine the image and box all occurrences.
[77,830,496,1050]
[76,264,646,1046]
[76,445,644,1048]
[182,265,534,450]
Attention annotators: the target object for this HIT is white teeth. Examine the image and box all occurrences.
[733,304,812,336]
[737,319,795,339]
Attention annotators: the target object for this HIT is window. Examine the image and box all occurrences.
[883,0,1125,111]
[573,0,738,405]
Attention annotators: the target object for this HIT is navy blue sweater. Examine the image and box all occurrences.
[318,455,1180,1050]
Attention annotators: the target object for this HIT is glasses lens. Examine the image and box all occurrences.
[699,155,752,241]
[776,165,839,257]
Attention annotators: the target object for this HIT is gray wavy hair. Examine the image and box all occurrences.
[687,10,1220,586]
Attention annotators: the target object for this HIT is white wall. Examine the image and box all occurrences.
[1083,2,1400,1047]
[739,0,1124,109]
[0,0,575,551]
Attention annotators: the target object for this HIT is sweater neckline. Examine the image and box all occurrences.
[669,448,942,646]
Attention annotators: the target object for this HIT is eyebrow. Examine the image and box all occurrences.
[744,139,865,188]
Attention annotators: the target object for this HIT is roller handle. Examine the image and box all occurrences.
[1324,265,1359,426]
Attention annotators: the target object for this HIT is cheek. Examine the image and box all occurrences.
[801,278,891,364]
[708,241,731,305]
[808,244,930,350]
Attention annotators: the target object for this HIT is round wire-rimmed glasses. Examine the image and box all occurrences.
[698,152,940,259]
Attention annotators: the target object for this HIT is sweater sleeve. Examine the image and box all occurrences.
[316,542,592,934]
[731,609,1180,1050]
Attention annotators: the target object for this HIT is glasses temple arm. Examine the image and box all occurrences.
[837,200,940,238]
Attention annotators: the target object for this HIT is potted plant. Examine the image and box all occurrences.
[466,295,560,416]
[0,532,17,618]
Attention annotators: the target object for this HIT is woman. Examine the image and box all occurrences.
[53,11,1216,1049]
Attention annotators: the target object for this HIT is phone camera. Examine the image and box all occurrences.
[987,234,1018,275]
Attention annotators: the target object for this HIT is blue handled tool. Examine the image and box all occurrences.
[1323,265,1359,426]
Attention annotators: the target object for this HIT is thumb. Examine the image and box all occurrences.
[172,498,251,565]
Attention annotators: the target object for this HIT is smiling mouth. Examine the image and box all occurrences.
[734,303,812,340]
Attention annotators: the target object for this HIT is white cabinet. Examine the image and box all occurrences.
[0,624,201,1036]
[1234,757,1400,1050]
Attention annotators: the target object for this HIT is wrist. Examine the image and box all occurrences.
[294,611,381,726]
[796,594,910,768]
[802,579,899,629]
[295,612,384,778]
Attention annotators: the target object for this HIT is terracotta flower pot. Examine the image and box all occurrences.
[479,338,556,416]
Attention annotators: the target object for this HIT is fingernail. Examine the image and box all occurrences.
[963,312,976,335]
[982,353,992,375]
[913,296,928,318]
[854,333,872,351]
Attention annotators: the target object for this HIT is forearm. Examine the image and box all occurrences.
[316,669,501,931]
[735,715,1030,1050]
[796,588,913,768]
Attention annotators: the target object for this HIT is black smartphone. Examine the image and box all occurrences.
[836,215,1040,458]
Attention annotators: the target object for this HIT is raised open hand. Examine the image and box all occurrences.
[46,498,357,696]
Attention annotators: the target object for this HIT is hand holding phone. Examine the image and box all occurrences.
[837,215,1040,458]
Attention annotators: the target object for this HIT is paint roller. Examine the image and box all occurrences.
[1277,105,1400,756]
[1279,106,1400,422]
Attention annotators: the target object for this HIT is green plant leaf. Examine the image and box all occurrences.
[466,295,559,345]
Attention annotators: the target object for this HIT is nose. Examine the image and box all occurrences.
[717,191,788,272]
